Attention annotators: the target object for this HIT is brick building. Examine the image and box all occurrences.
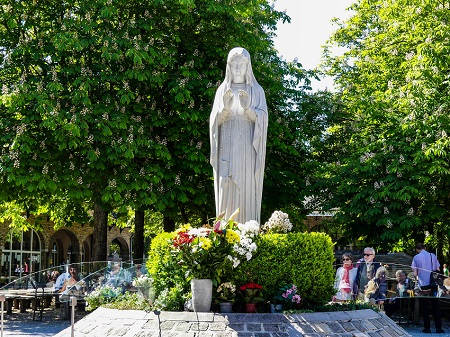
[0,217,132,285]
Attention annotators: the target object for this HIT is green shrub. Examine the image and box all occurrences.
[85,285,124,311]
[152,284,189,311]
[102,292,152,310]
[230,232,335,308]
[147,232,189,309]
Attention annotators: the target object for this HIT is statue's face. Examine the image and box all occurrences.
[230,56,247,84]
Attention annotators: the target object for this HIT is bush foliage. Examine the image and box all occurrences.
[147,233,190,291]
[231,232,335,308]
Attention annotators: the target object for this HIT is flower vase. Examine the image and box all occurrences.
[190,278,213,312]
[246,303,257,313]
[219,302,233,313]
[136,286,151,301]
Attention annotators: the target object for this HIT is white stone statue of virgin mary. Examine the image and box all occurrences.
[210,47,268,224]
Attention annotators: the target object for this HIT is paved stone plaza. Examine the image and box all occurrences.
[52,308,413,337]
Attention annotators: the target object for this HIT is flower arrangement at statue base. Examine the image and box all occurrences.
[261,210,292,234]
[216,282,236,313]
[239,282,264,313]
[132,274,155,304]
[171,208,260,312]
[274,283,301,310]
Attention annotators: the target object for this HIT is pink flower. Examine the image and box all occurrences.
[292,295,301,303]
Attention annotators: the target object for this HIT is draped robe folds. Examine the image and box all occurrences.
[210,81,268,224]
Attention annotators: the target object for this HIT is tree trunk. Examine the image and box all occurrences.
[91,203,108,262]
[163,215,175,232]
[133,209,145,263]
[180,207,189,224]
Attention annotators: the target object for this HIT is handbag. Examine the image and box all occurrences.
[429,272,438,288]
[428,253,438,291]
[420,253,439,294]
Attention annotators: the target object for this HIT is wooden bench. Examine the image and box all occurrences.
[16,295,34,313]
[0,294,18,314]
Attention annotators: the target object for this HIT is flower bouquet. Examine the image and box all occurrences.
[171,209,259,282]
[274,284,301,309]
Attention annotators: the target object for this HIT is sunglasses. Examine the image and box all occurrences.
[363,253,373,256]
[342,258,351,261]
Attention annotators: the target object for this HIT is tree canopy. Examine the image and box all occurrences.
[0,0,321,259]
[309,0,450,253]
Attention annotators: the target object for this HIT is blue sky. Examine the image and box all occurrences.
[273,0,354,90]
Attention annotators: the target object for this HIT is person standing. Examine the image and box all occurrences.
[333,253,357,301]
[210,47,268,224]
[354,247,380,299]
[443,264,449,277]
[411,243,444,334]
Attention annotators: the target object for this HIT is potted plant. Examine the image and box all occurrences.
[216,282,236,313]
[274,284,301,310]
[239,282,264,313]
[171,209,260,312]
[132,274,154,303]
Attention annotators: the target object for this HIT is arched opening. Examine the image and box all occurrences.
[108,237,130,261]
[48,229,80,271]
[1,229,42,283]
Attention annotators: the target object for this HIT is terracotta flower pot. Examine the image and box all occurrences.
[246,303,257,313]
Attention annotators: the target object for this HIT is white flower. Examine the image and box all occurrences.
[188,227,210,237]
[261,211,292,234]
[237,220,260,237]
[227,255,241,268]
[133,275,152,287]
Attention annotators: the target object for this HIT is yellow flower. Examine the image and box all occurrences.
[198,237,212,250]
[175,223,192,234]
[225,229,240,244]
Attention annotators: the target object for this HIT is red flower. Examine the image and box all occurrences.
[240,282,262,291]
[173,232,194,247]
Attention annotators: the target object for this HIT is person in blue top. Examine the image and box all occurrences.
[411,243,444,334]
[54,268,70,291]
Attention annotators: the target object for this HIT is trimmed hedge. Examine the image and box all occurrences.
[147,232,190,305]
[231,232,335,308]
[148,231,335,309]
